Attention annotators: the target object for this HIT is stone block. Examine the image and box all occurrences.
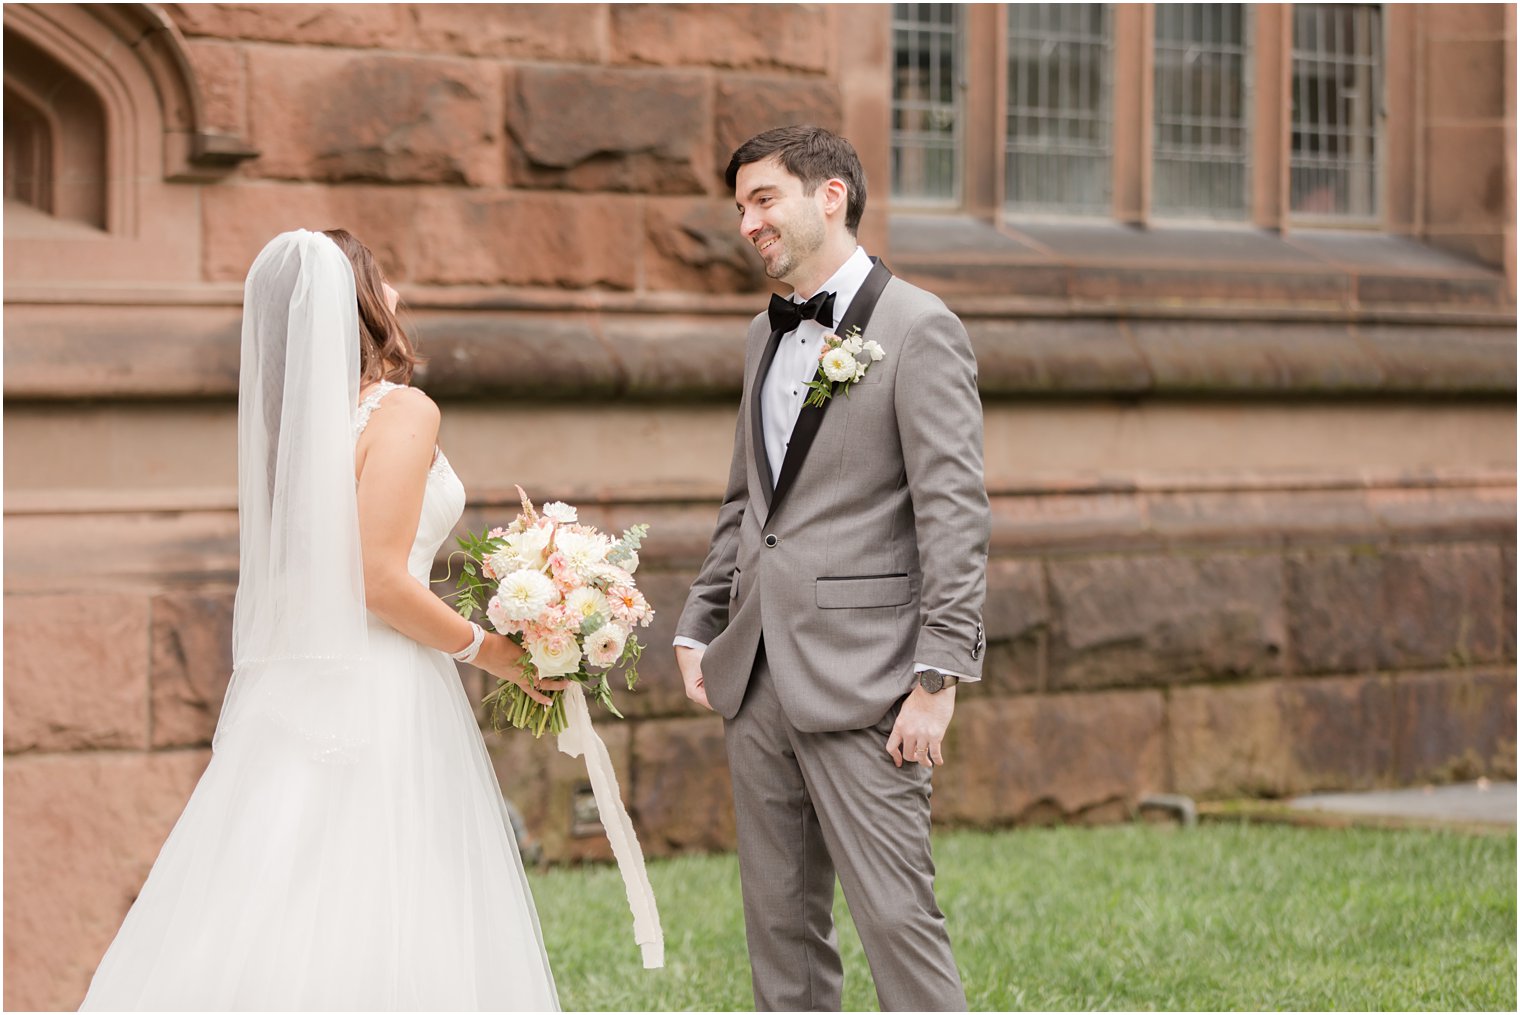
[630,715,736,853]
[644,198,766,293]
[149,591,235,749]
[1428,40,1508,121]
[201,183,419,282]
[1169,681,1293,798]
[487,720,632,864]
[183,39,247,139]
[1131,320,1383,394]
[976,558,1048,695]
[1357,324,1516,394]
[410,313,619,397]
[611,4,830,74]
[932,691,1166,826]
[3,594,150,753]
[714,77,843,173]
[1047,553,1286,690]
[1286,544,1507,674]
[1426,124,1509,225]
[408,4,606,61]
[599,318,751,399]
[1424,4,1509,38]
[989,491,1151,556]
[412,191,639,289]
[1503,544,1516,660]
[968,319,1152,397]
[1069,265,1349,307]
[248,48,501,185]
[168,3,407,46]
[1146,488,1380,547]
[1391,669,1517,782]
[1416,233,1512,275]
[1279,675,1397,790]
[506,66,709,194]
[3,750,209,1012]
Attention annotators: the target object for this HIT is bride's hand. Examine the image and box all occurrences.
[474,634,570,706]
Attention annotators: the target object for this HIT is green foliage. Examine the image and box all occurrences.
[528,824,1517,1012]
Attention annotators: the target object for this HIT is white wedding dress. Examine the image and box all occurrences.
[81,381,559,1011]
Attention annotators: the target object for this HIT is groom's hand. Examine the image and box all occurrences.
[675,645,712,711]
[886,684,956,769]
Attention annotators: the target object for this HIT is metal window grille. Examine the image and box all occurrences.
[891,3,963,206]
[1290,4,1383,222]
[1004,4,1114,215]
[1152,3,1252,220]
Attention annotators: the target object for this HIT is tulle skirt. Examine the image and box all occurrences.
[80,622,559,1011]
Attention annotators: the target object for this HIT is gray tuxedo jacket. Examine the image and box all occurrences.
[675,262,990,733]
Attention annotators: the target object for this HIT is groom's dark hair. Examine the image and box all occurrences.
[726,125,867,236]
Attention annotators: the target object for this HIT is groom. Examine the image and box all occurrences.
[674,125,989,1011]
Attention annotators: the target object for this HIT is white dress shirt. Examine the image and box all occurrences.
[674,245,975,684]
[759,245,875,488]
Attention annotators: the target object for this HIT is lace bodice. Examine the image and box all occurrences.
[355,381,466,585]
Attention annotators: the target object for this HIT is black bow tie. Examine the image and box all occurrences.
[768,290,836,334]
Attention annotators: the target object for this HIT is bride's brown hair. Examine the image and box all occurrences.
[322,228,423,386]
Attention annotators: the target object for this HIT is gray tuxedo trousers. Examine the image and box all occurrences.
[677,264,987,1011]
[726,645,967,1011]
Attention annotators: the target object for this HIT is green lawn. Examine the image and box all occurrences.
[529,823,1516,1012]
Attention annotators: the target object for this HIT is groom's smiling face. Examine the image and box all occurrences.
[735,155,828,286]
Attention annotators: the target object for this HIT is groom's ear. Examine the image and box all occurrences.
[819,177,850,220]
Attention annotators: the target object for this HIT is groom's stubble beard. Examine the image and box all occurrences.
[763,200,827,287]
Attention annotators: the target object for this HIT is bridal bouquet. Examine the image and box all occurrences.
[449,487,652,737]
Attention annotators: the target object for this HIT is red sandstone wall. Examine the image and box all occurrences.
[4,4,1516,1011]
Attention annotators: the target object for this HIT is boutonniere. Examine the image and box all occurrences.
[803,326,886,408]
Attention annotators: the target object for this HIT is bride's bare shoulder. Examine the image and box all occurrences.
[363,384,440,436]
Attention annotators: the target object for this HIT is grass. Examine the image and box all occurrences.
[528,823,1516,1011]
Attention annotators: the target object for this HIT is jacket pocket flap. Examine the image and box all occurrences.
[816,574,912,609]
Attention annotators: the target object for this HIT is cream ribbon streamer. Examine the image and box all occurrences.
[555,683,665,969]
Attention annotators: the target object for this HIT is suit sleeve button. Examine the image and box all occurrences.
[764,534,778,547]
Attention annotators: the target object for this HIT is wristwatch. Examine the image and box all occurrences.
[917,668,959,694]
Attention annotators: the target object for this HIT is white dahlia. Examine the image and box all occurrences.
[564,586,610,627]
[495,568,558,622]
[542,501,579,524]
[553,528,612,579]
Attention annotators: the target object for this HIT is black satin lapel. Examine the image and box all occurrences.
[768,258,894,518]
[751,327,785,509]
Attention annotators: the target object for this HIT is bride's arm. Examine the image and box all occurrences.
[355,387,562,702]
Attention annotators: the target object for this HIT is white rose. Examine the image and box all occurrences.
[585,623,629,669]
[494,568,558,622]
[862,340,885,362]
[542,501,578,524]
[820,348,859,384]
[564,586,610,626]
[525,631,582,678]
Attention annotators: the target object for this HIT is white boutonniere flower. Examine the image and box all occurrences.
[804,326,883,408]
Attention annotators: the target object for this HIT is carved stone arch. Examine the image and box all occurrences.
[3,2,255,281]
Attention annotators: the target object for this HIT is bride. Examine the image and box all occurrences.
[81,229,563,1010]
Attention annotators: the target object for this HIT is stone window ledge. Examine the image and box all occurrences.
[890,215,1514,316]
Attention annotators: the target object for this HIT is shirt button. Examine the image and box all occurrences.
[764,534,778,548]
